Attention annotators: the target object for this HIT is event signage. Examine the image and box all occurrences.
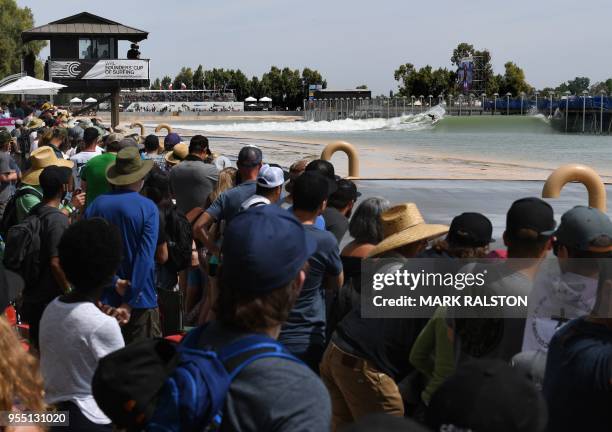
[49,59,149,80]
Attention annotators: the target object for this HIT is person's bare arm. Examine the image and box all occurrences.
[156,242,169,264]
[325,271,344,292]
[0,172,18,182]
[50,256,70,292]
[193,212,219,255]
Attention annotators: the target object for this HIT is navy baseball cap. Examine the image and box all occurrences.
[222,205,317,293]
[163,132,182,150]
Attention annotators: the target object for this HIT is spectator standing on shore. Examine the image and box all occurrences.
[16,166,73,349]
[142,134,165,170]
[43,128,68,159]
[279,171,343,370]
[84,147,160,344]
[194,146,262,255]
[169,135,219,214]
[163,132,182,153]
[0,131,19,218]
[192,204,331,431]
[323,178,360,243]
[70,128,103,189]
[239,164,284,210]
[320,203,448,431]
[39,219,125,431]
[80,134,125,208]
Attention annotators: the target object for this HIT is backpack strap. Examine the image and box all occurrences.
[14,185,42,200]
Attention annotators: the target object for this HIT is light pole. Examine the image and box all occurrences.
[419,95,424,113]
[520,92,525,115]
[458,94,463,116]
[506,92,512,116]
[411,95,415,114]
[549,92,555,117]
[534,90,540,113]
[493,92,498,115]
[481,93,486,113]
[449,94,453,112]
[582,89,588,133]
[565,91,571,132]
[428,94,433,107]
[600,90,606,134]
[438,94,444,106]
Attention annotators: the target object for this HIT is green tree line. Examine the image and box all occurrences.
[151,66,327,108]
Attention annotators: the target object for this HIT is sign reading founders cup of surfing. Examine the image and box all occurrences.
[49,59,149,80]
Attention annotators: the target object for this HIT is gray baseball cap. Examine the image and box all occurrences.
[552,206,612,252]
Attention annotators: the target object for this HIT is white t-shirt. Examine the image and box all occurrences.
[39,299,125,424]
[70,147,103,188]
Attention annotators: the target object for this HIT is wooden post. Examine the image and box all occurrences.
[111,88,120,128]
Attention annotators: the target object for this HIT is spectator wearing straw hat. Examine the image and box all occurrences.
[0,131,19,218]
[164,142,188,170]
[320,203,448,431]
[84,147,160,344]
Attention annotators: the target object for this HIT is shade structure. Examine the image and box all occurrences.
[244,96,257,102]
[85,97,98,103]
[259,96,272,102]
[247,104,257,107]
[0,75,66,95]
[69,97,82,103]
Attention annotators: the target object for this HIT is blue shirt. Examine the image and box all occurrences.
[287,205,325,230]
[543,316,612,431]
[85,190,159,309]
[279,225,343,349]
[206,180,256,224]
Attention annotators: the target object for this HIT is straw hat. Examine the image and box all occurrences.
[106,147,154,186]
[165,143,189,165]
[22,147,74,185]
[368,203,449,257]
[27,118,44,130]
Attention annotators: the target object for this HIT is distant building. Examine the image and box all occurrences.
[313,88,371,100]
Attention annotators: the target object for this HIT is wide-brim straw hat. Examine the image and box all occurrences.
[106,146,154,186]
[165,143,189,165]
[27,118,45,130]
[368,203,449,257]
[22,147,74,185]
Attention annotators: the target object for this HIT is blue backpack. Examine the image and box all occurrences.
[146,326,301,432]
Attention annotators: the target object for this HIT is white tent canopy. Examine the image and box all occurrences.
[259,96,272,102]
[0,76,66,95]
[244,96,257,102]
[85,97,98,103]
[69,97,82,103]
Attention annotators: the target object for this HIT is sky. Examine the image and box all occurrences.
[17,0,612,95]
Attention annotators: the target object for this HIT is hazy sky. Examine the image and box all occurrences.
[18,0,612,95]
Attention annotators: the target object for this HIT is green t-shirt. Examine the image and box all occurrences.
[81,153,116,208]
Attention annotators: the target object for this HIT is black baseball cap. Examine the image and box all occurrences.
[447,212,494,247]
[328,179,361,208]
[552,206,612,252]
[427,359,548,432]
[39,165,72,196]
[237,146,262,168]
[506,197,555,240]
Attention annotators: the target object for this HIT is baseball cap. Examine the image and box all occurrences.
[105,133,125,146]
[39,165,73,196]
[237,145,263,168]
[329,179,361,204]
[257,164,285,188]
[551,206,612,252]
[0,131,11,145]
[506,197,555,240]
[117,137,139,150]
[163,132,182,150]
[221,205,317,294]
[427,359,548,432]
[447,212,495,247]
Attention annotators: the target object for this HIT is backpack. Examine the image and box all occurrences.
[92,325,301,432]
[164,207,193,273]
[0,186,42,239]
[2,203,46,289]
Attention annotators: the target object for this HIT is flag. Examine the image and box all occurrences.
[181,82,187,90]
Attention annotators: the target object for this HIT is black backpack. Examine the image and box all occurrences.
[164,207,193,273]
[0,186,42,239]
[3,204,46,289]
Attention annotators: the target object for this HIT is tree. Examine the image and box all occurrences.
[150,78,161,90]
[590,79,612,95]
[451,43,494,94]
[451,43,475,68]
[301,68,327,88]
[356,84,368,89]
[394,63,455,98]
[173,67,193,89]
[0,0,46,80]
[498,62,532,96]
[160,75,172,89]
[555,77,590,95]
[193,65,204,90]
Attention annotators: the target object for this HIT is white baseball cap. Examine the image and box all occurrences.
[257,164,285,188]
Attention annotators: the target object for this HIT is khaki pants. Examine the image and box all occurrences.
[320,342,404,431]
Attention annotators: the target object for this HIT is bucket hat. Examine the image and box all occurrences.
[106,147,154,186]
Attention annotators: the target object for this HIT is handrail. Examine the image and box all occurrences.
[320,141,360,178]
[542,164,607,211]
[155,123,172,134]
[129,122,145,137]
